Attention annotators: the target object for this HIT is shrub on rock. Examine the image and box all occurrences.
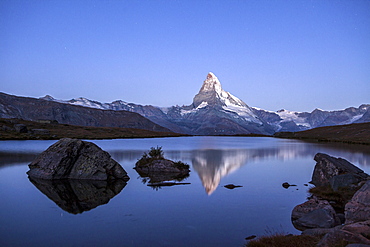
[134,146,190,175]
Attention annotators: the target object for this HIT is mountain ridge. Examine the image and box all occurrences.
[1,72,369,135]
[0,92,170,132]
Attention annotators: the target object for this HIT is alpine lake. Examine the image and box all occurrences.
[1,136,370,247]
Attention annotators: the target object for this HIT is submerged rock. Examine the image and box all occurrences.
[224,184,243,189]
[27,138,129,181]
[245,235,256,240]
[282,182,297,189]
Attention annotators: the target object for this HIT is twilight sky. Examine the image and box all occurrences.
[1,0,369,112]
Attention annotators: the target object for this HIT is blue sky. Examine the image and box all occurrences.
[1,0,369,112]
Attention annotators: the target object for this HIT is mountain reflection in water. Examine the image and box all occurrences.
[191,150,248,194]
[28,177,127,214]
[110,141,370,195]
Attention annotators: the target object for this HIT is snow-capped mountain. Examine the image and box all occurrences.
[192,72,263,125]
[38,72,370,135]
[252,105,370,132]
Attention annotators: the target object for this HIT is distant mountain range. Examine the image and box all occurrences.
[1,72,369,135]
[0,92,169,132]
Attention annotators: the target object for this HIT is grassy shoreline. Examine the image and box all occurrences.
[273,122,370,145]
[0,118,186,140]
[1,118,369,145]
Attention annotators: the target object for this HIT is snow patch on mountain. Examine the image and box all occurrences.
[197,101,209,109]
[68,97,106,109]
[341,113,365,125]
[276,109,311,128]
[222,104,262,124]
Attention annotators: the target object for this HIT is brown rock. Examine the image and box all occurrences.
[292,198,340,230]
[345,180,370,224]
[292,198,336,221]
[311,153,368,187]
[317,229,370,247]
[342,220,370,237]
[27,138,129,181]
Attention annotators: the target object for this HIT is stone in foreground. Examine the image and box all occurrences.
[291,198,340,230]
[345,180,370,224]
[27,138,129,180]
[311,153,369,188]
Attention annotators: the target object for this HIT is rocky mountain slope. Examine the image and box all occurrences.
[254,105,370,132]
[40,73,277,135]
[1,72,369,135]
[0,118,183,140]
[0,92,170,132]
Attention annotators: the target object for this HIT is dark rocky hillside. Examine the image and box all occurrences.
[0,118,183,140]
[0,92,170,132]
[274,122,370,145]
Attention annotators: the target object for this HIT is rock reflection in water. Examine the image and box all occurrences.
[136,170,190,190]
[28,177,127,214]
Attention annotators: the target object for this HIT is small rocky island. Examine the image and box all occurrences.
[134,146,190,187]
[27,138,129,181]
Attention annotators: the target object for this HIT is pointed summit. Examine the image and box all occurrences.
[193,72,247,108]
[198,72,223,94]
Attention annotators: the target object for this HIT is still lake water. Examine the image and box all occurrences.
[1,136,370,247]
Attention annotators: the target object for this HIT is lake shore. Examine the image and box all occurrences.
[0,118,186,140]
[273,122,370,145]
[1,118,369,146]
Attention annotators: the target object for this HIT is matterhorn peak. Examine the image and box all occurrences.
[193,72,247,108]
[206,72,217,79]
[199,72,222,94]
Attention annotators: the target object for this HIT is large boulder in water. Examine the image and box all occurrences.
[311,153,368,188]
[27,138,129,181]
